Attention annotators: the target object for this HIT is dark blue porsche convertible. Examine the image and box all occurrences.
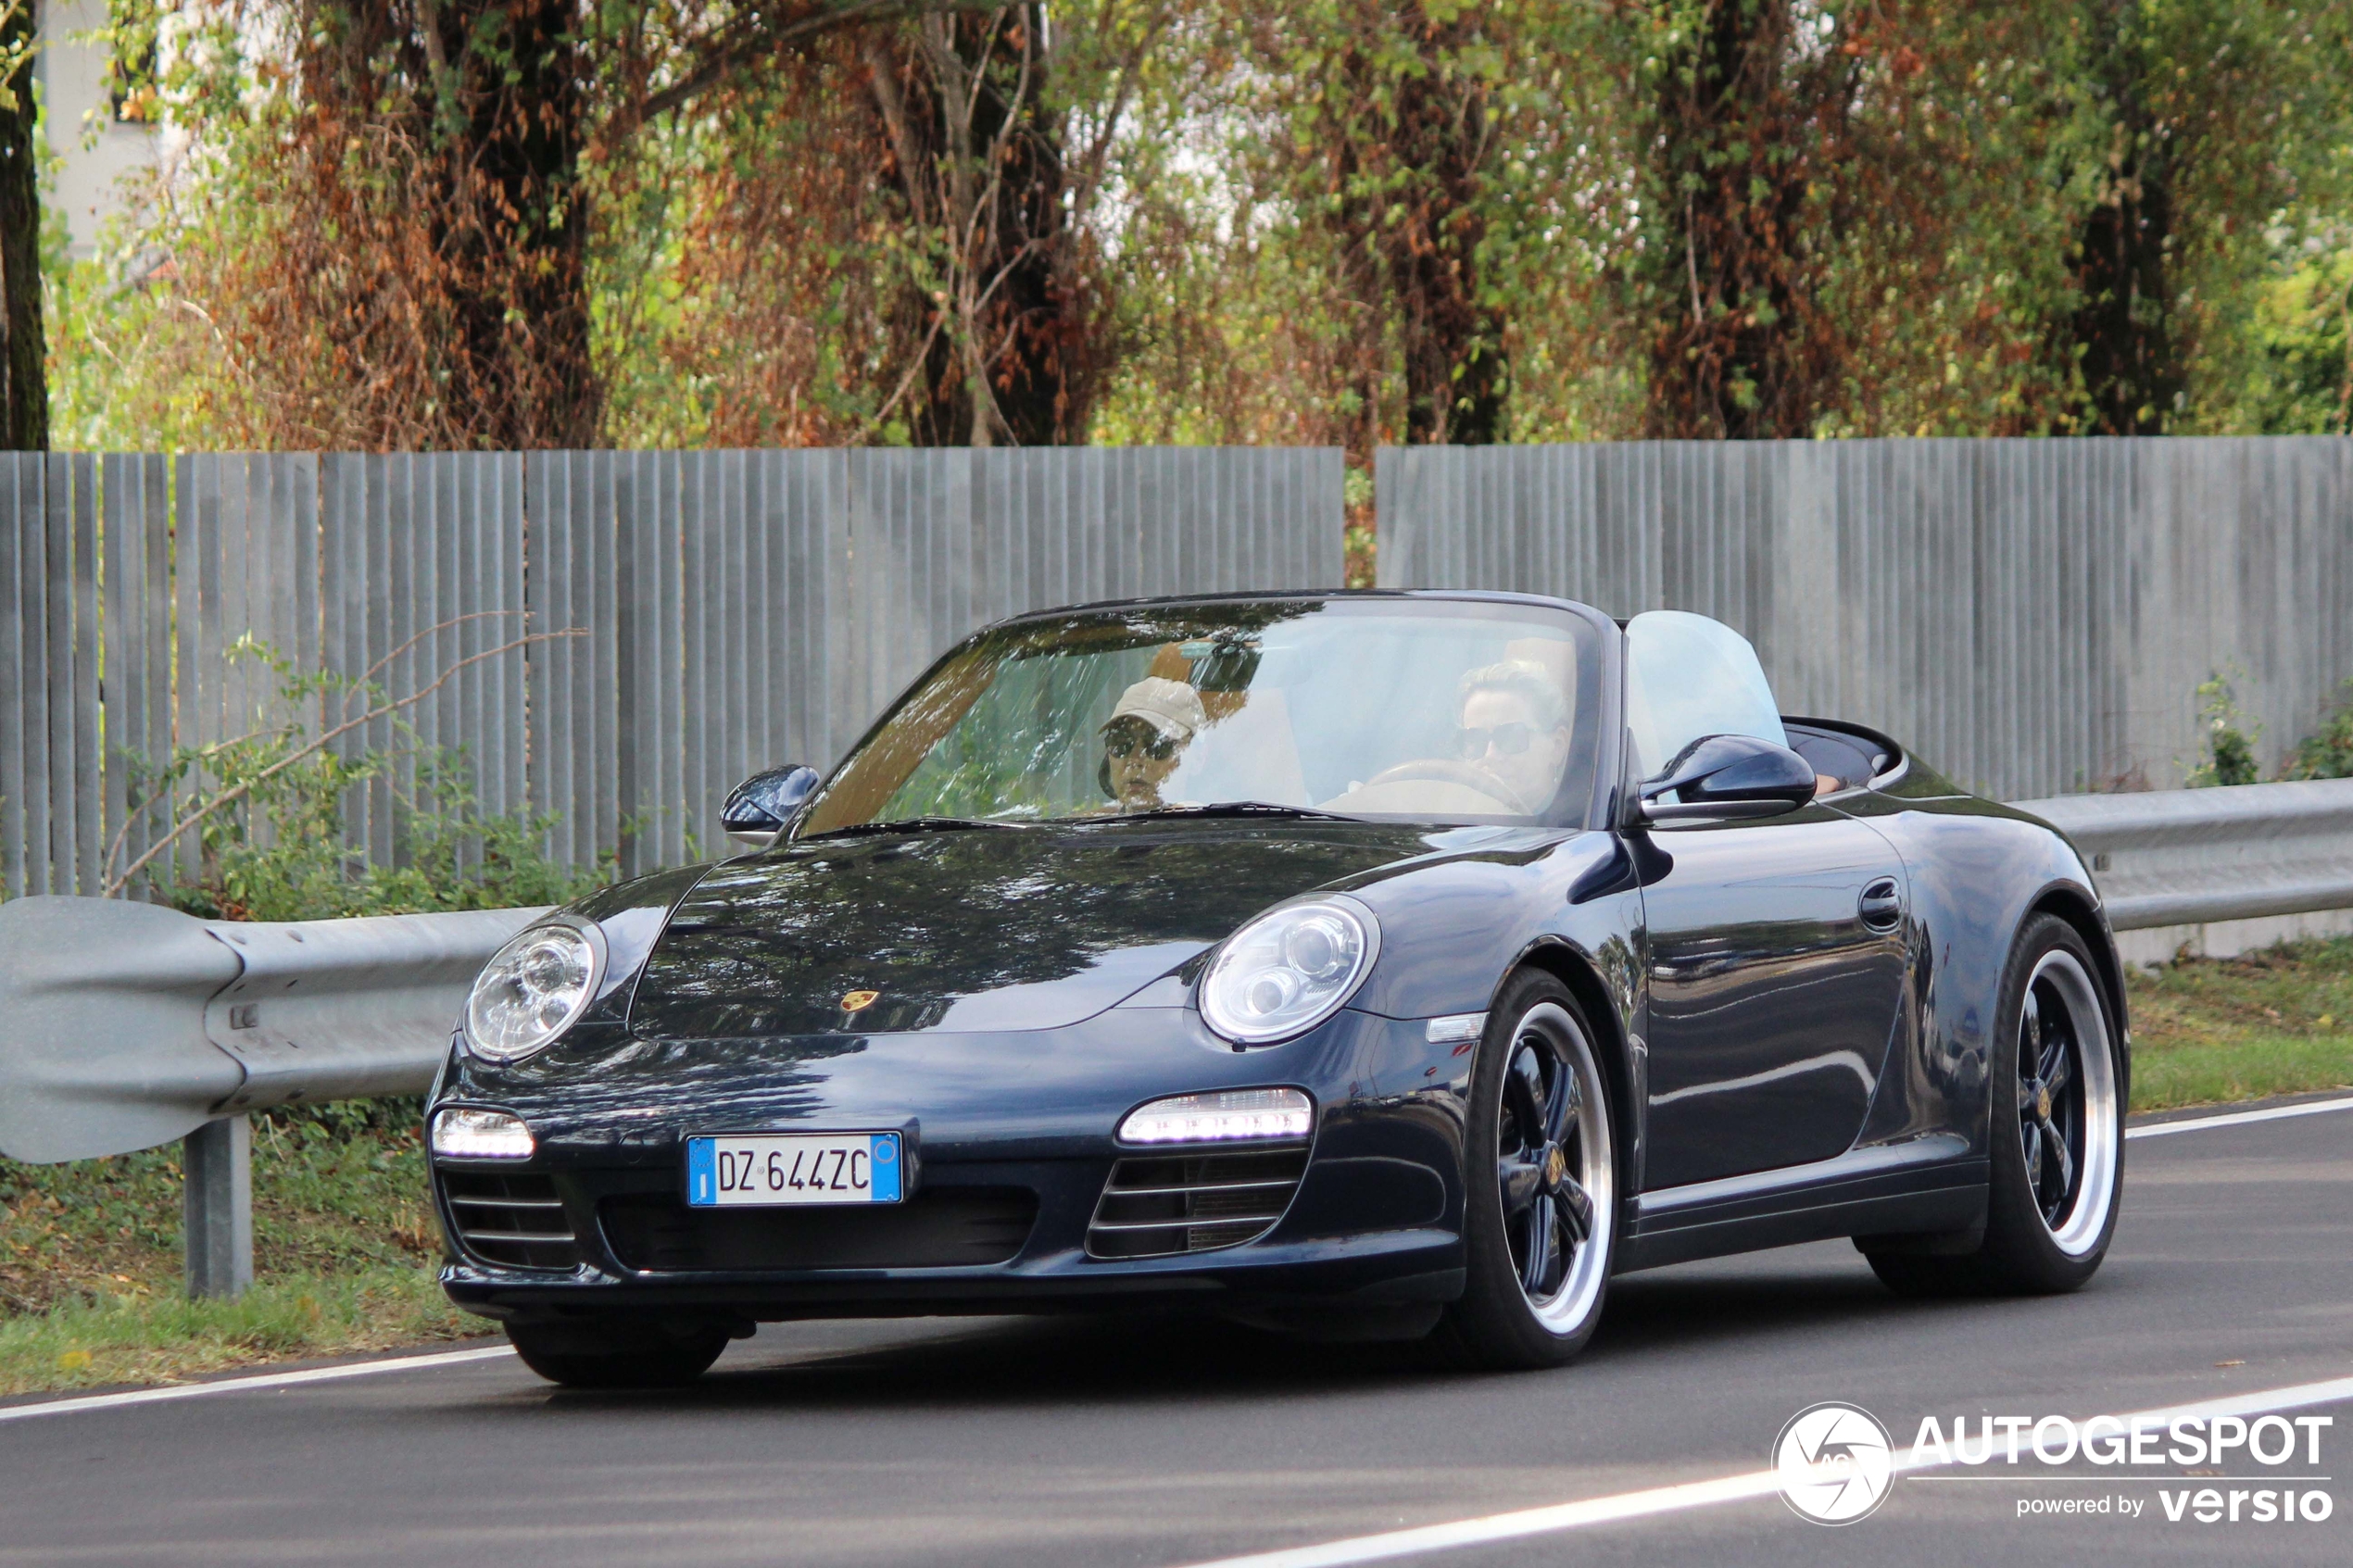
[428,591,2126,1386]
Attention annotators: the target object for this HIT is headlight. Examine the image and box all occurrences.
[1199,897,1378,1045]
[463,918,605,1062]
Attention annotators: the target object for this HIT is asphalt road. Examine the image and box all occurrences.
[4,1101,2349,1568]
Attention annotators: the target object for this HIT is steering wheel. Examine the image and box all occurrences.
[1359,759,1535,816]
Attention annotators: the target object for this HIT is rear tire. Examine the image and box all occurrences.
[1433,972,1619,1370]
[1866,914,2123,1298]
[506,1320,731,1389]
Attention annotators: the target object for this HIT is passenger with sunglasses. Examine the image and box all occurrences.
[1453,659,1573,816]
[1097,676,1207,812]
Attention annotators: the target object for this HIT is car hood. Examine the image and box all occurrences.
[628,819,1470,1039]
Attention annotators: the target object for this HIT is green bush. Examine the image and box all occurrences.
[2281,679,2353,781]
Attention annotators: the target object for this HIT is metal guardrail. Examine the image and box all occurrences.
[3,776,2351,1298]
[2013,778,2353,932]
[0,897,546,1296]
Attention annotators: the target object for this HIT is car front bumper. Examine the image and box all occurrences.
[434,1009,1473,1327]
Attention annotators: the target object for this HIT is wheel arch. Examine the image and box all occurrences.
[2023,884,2132,1098]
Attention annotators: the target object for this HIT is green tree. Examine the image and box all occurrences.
[2040,0,2352,433]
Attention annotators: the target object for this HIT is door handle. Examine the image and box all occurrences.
[1859,877,1904,931]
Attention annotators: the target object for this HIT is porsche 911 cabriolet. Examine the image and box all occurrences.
[427,592,2126,1386]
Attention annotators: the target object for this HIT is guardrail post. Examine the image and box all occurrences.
[182,1114,253,1299]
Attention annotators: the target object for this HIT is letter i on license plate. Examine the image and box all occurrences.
[686,1133,903,1207]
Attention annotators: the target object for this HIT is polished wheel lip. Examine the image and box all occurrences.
[2019,948,2119,1257]
[1496,1000,1615,1333]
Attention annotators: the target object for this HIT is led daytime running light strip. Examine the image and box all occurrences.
[1119,1088,1313,1146]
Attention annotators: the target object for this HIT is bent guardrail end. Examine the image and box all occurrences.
[0,897,247,1163]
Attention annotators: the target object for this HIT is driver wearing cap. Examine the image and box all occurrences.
[1099,676,1207,812]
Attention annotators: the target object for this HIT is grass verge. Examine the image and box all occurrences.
[2126,935,2353,1110]
[2,1103,473,1399]
[0,1267,472,1398]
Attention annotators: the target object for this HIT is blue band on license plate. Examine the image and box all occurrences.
[686,1132,902,1207]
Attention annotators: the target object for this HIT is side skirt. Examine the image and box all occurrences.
[1615,1140,1987,1274]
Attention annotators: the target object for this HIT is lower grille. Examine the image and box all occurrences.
[600,1187,1038,1273]
[1087,1147,1310,1260]
[441,1171,579,1270]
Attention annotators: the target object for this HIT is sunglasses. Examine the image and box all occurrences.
[1107,722,1178,761]
[1457,721,1541,759]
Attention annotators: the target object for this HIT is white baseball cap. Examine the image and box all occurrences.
[1102,677,1207,743]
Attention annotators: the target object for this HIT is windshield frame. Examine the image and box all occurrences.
[789,590,1624,841]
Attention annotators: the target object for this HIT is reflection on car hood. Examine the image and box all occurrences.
[629,819,1464,1038]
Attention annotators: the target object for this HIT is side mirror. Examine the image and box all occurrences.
[1637,734,1817,824]
[721,765,821,849]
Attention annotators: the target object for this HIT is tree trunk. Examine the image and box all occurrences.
[433,0,594,448]
[1323,3,1508,447]
[1640,0,1819,441]
[296,0,595,449]
[2068,169,2180,433]
[0,0,46,452]
[865,8,1091,447]
[1385,15,1505,446]
[2059,16,2183,437]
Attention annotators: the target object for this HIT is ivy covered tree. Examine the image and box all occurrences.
[110,1,992,450]
[1302,2,1511,445]
[1,0,43,451]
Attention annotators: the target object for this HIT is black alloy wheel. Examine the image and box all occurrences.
[1499,1024,1596,1303]
[1436,971,1617,1370]
[2019,970,2087,1230]
[1865,914,2123,1298]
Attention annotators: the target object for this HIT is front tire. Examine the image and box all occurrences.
[1867,914,2123,1298]
[1434,972,1619,1370]
[506,1319,731,1389]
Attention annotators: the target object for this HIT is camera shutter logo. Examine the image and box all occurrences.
[1775,1402,1895,1524]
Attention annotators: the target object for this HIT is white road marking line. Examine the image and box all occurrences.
[2127,1094,2353,1140]
[0,1344,515,1424]
[1171,1374,2353,1568]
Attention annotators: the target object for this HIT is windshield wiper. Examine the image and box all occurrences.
[799,816,1032,840]
[1115,801,1357,823]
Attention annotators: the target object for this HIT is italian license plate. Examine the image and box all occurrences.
[686,1133,903,1208]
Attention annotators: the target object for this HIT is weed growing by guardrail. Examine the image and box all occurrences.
[2183,672,2353,787]
[107,621,611,922]
[2282,679,2353,781]
[2186,671,2262,787]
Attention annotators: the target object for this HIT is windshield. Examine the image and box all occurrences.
[799,598,1604,834]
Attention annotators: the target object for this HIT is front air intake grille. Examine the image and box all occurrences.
[441,1171,578,1270]
[1086,1147,1310,1260]
[599,1188,1038,1273]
